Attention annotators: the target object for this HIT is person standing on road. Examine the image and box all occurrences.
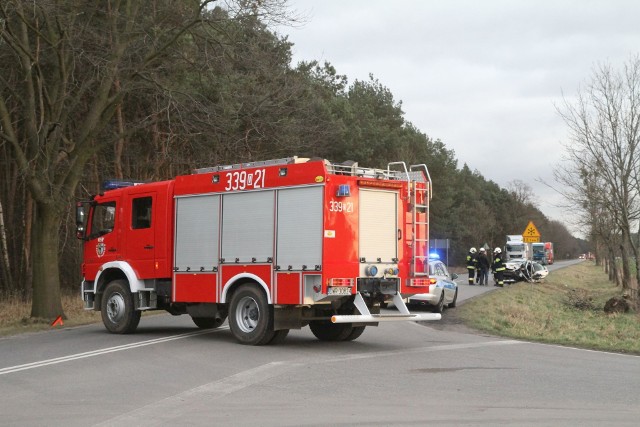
[466,247,477,285]
[492,247,506,287]
[476,247,490,285]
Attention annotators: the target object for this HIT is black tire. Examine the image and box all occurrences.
[343,326,366,341]
[191,316,226,329]
[228,284,275,345]
[267,329,290,345]
[100,279,141,334]
[448,289,458,308]
[309,320,354,341]
[431,292,445,314]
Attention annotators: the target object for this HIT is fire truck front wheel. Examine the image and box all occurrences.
[229,285,276,345]
[100,280,141,334]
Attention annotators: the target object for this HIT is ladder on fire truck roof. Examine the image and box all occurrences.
[194,157,302,174]
[410,164,431,277]
[385,162,432,277]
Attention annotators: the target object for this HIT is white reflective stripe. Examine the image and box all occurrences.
[94,261,146,292]
[220,272,272,304]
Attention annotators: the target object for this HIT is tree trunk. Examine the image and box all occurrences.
[619,243,631,292]
[0,199,13,292]
[30,201,65,320]
[609,247,620,286]
[114,79,125,180]
[22,195,33,299]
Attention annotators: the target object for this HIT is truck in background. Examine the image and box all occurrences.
[532,242,545,264]
[505,235,529,260]
[544,242,554,265]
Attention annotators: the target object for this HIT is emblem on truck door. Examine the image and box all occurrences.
[96,237,106,258]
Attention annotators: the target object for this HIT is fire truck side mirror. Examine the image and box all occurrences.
[75,203,86,240]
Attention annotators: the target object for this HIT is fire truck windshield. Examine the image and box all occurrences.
[90,202,116,239]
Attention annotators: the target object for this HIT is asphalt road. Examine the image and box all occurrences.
[1,259,638,426]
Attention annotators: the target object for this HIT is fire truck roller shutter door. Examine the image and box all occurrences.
[359,189,398,263]
[174,195,220,272]
[222,191,275,263]
[276,186,323,271]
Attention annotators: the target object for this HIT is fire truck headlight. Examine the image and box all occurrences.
[365,265,378,276]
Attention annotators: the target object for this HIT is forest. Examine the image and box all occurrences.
[0,1,587,318]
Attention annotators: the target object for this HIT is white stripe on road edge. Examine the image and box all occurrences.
[0,327,227,376]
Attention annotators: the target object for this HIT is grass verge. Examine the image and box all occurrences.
[0,293,101,337]
[457,262,640,354]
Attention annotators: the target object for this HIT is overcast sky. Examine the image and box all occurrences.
[275,0,640,236]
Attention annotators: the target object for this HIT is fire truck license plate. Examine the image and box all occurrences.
[327,286,352,296]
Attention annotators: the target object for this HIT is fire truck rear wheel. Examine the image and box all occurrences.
[343,326,366,341]
[229,285,275,345]
[101,280,141,334]
[309,321,354,341]
[268,329,290,345]
[191,316,226,329]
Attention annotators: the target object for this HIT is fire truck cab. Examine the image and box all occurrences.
[76,157,439,345]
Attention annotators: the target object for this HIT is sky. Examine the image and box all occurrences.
[274,0,640,236]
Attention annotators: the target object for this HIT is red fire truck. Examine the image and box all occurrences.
[76,157,439,345]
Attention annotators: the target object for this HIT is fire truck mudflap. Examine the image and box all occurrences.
[76,157,440,345]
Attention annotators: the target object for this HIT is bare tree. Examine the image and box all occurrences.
[507,179,537,206]
[0,0,289,319]
[556,56,640,307]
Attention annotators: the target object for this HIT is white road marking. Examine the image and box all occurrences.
[96,339,523,426]
[96,361,303,426]
[0,328,226,376]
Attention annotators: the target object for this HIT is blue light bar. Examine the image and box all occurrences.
[101,180,145,191]
[428,252,440,260]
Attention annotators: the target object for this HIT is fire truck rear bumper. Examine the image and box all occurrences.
[331,293,441,324]
[331,313,441,323]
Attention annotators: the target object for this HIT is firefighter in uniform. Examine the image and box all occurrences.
[476,247,490,285]
[492,247,506,287]
[466,247,477,285]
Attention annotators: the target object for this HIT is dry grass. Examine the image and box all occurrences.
[0,292,101,337]
[458,262,640,354]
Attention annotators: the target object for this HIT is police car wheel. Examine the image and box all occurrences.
[431,292,445,314]
[229,284,275,345]
[448,289,458,308]
[100,279,141,334]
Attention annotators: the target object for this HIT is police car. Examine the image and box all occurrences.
[407,254,459,313]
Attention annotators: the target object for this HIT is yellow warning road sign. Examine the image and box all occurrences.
[522,221,540,243]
